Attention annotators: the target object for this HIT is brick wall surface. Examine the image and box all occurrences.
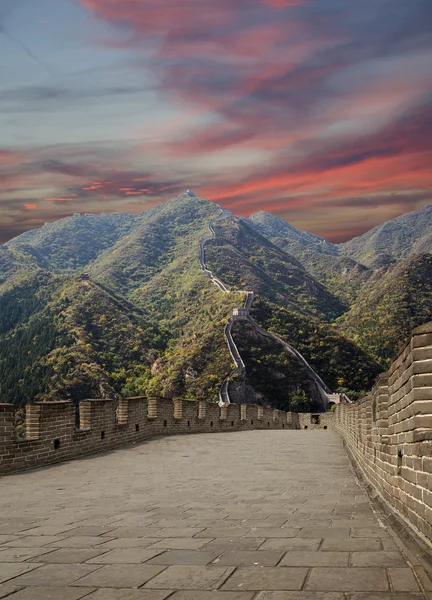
[0,398,299,475]
[334,322,432,543]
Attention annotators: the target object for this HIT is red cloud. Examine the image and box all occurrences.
[24,203,37,210]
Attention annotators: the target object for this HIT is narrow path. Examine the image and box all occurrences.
[199,206,333,405]
[0,430,427,597]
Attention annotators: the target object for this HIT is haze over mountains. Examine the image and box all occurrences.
[1,196,431,412]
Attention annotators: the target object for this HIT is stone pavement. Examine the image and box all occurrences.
[0,430,431,599]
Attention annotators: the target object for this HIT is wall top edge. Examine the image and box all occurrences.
[413,321,432,335]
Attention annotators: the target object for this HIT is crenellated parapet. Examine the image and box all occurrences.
[0,397,299,475]
[334,321,432,545]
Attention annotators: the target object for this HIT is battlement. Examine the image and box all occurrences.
[0,398,299,475]
[334,321,432,545]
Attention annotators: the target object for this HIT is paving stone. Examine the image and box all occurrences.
[9,586,96,599]
[321,538,382,552]
[221,567,308,591]
[389,568,421,592]
[5,536,68,547]
[85,590,173,599]
[105,527,163,538]
[147,550,218,565]
[259,538,321,552]
[149,538,213,550]
[351,594,424,599]
[170,593,256,599]
[66,526,119,537]
[0,547,56,562]
[350,551,407,567]
[382,539,400,551]
[144,565,235,590]
[0,563,42,584]
[255,593,345,599]
[10,564,100,586]
[296,528,351,538]
[0,584,23,599]
[214,551,284,566]
[351,528,391,538]
[88,548,164,564]
[74,564,166,588]
[97,538,161,549]
[279,551,349,567]
[245,529,299,538]
[195,529,251,538]
[0,536,24,545]
[153,528,205,538]
[0,431,425,599]
[39,548,110,563]
[18,525,76,536]
[305,567,389,592]
[49,536,117,548]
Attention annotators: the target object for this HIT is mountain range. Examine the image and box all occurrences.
[1,196,431,412]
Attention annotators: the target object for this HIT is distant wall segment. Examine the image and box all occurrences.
[0,398,300,475]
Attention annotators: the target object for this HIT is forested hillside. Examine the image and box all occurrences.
[1,195,430,410]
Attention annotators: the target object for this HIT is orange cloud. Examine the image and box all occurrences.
[24,203,37,210]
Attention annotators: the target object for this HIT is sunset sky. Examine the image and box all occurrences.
[1,0,431,244]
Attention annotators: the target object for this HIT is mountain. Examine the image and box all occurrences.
[1,194,431,409]
[246,211,371,305]
[339,204,432,267]
[247,211,338,257]
[337,253,432,364]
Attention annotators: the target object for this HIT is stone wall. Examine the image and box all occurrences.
[298,412,335,430]
[334,322,432,544]
[0,398,299,475]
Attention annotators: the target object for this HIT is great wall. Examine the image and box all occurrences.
[0,197,431,595]
[199,202,339,408]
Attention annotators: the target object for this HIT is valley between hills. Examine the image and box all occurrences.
[0,194,431,416]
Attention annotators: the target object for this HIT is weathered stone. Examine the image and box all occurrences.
[305,567,389,592]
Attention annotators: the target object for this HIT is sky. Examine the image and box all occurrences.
[0,0,431,244]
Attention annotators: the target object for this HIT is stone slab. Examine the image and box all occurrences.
[170,593,256,599]
[279,551,349,567]
[88,548,164,564]
[259,539,321,552]
[255,593,345,600]
[170,593,255,600]
[147,550,218,565]
[0,547,56,562]
[215,551,284,567]
[85,590,173,599]
[49,536,117,548]
[0,563,42,584]
[0,584,23,599]
[11,564,100,586]
[320,539,382,552]
[350,551,407,567]
[149,539,213,550]
[37,548,108,563]
[74,564,166,588]
[9,586,96,599]
[388,568,421,592]
[144,565,235,590]
[202,539,265,553]
[195,529,251,538]
[97,538,161,549]
[305,567,389,592]
[221,567,308,591]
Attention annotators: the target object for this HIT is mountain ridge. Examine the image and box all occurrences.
[1,194,431,410]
